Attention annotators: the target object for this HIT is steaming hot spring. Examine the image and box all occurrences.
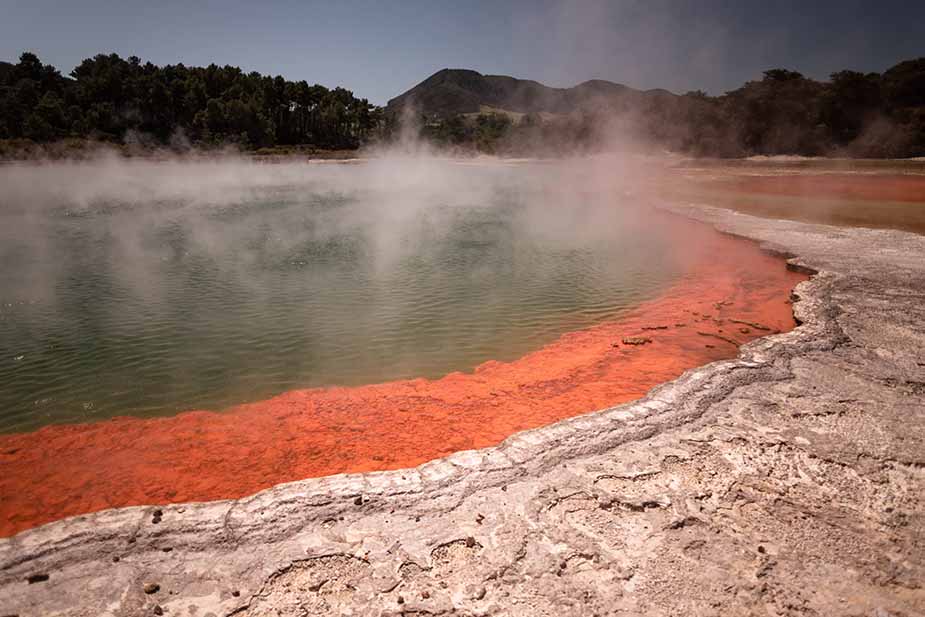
[0,157,803,536]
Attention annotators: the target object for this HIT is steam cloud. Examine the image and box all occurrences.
[0,149,685,429]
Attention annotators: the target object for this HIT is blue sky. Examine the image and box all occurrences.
[2,0,923,104]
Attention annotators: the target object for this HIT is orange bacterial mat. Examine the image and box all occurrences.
[0,215,807,537]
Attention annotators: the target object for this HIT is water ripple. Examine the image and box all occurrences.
[0,164,680,433]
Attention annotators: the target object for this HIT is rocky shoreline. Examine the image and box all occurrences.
[1,204,923,616]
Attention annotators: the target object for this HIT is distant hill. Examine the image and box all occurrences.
[386,61,925,158]
[386,68,677,117]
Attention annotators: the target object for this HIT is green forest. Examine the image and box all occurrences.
[0,52,381,151]
[421,60,925,158]
[2,51,924,157]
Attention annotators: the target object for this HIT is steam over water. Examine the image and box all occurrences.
[0,157,680,432]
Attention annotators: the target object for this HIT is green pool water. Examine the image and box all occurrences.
[0,158,682,432]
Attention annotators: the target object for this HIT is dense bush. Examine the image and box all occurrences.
[411,60,925,158]
[0,52,381,149]
[3,50,924,158]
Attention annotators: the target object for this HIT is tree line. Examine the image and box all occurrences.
[2,51,924,158]
[0,52,382,150]
[412,58,925,158]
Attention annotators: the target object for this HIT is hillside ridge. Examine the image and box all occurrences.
[386,68,672,116]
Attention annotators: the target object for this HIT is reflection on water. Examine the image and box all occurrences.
[0,158,680,432]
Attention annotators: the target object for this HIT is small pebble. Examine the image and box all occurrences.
[143,583,160,595]
[153,606,164,616]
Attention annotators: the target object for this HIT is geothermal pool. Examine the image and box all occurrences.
[0,158,679,432]
[0,158,805,536]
